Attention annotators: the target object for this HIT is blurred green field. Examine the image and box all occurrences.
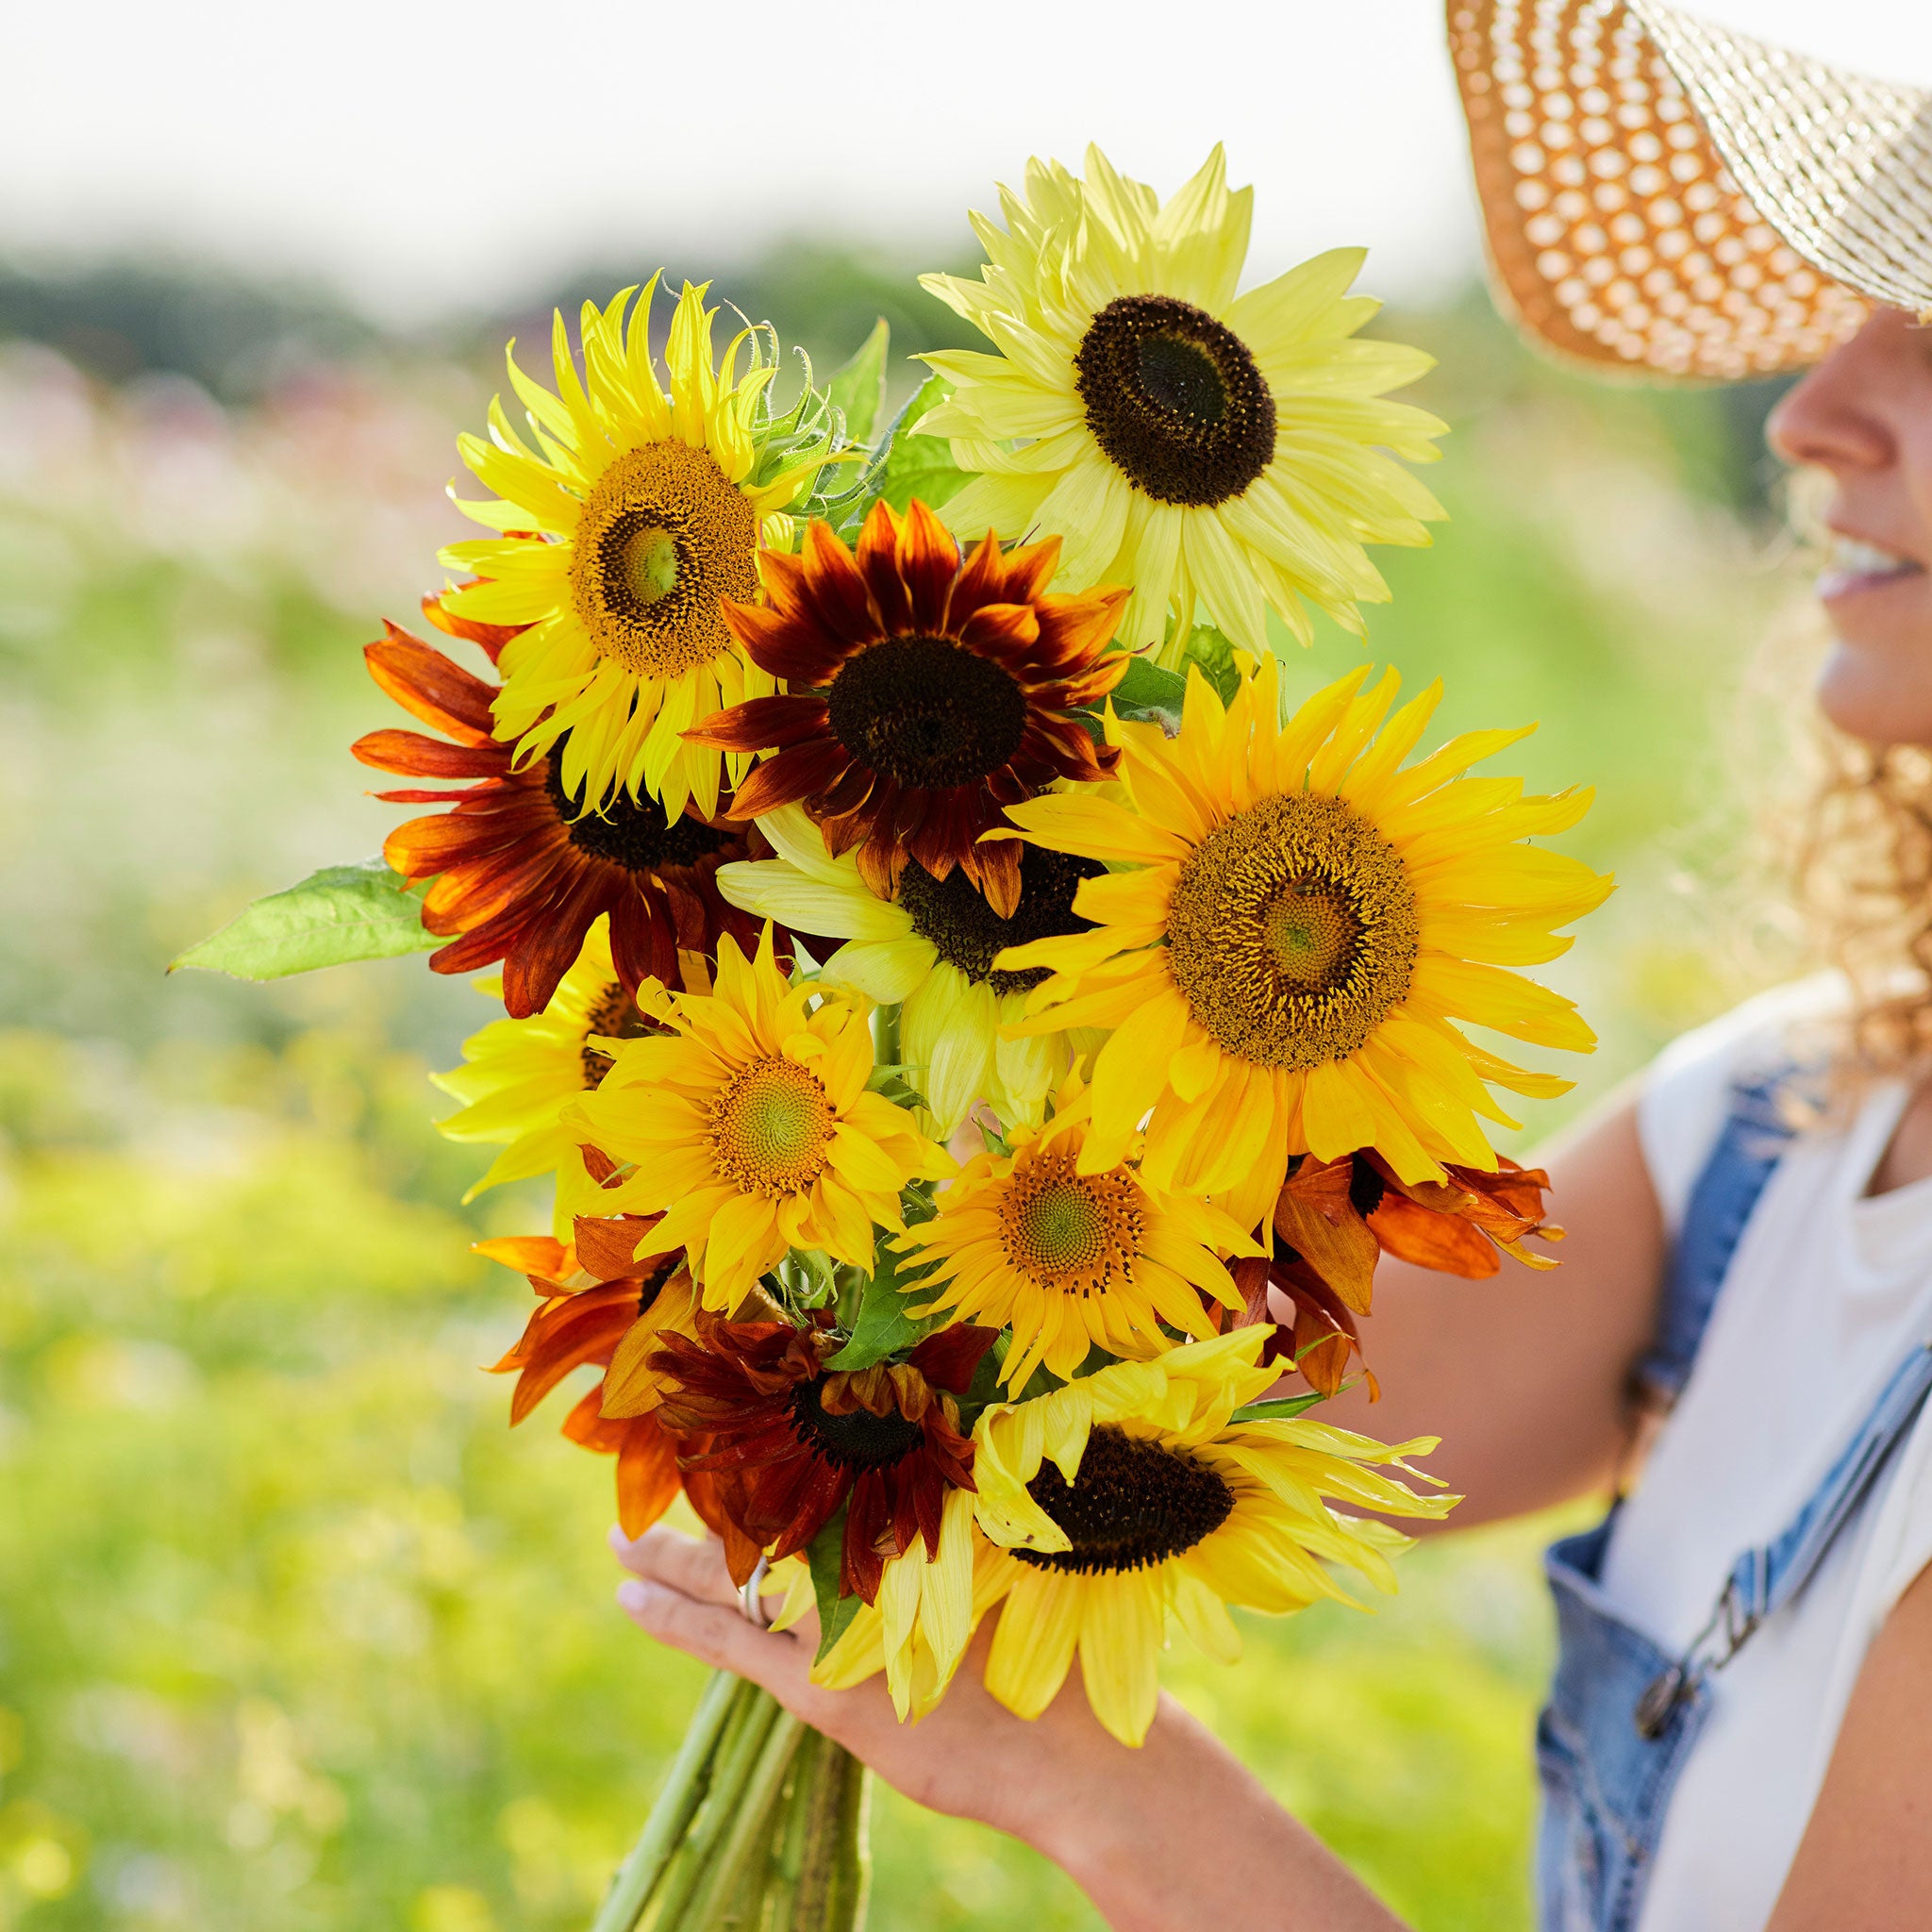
[0,258,1815,1930]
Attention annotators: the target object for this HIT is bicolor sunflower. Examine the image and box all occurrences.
[479,1216,696,1536]
[438,277,841,821]
[998,653,1612,1231]
[919,145,1446,662]
[651,1313,994,1603]
[715,804,1102,1135]
[431,918,657,1236]
[895,1079,1261,1386]
[686,499,1127,912]
[354,598,776,1018]
[562,925,954,1309]
[967,1327,1456,1745]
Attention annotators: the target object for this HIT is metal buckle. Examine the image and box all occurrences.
[1633,1577,1761,1740]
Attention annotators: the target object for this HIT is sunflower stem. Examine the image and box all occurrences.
[826,1747,872,1932]
[785,1741,871,1932]
[870,1003,901,1075]
[646,1685,784,1930]
[683,1707,805,1932]
[589,1668,740,1932]
[762,1728,821,1930]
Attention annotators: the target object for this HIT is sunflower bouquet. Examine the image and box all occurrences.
[178,146,1610,1932]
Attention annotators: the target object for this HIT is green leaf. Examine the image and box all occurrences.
[874,374,968,517]
[1177,623,1242,705]
[169,858,439,980]
[807,1505,861,1663]
[825,1239,939,1372]
[1104,654,1189,735]
[825,320,890,445]
[1229,1392,1329,1424]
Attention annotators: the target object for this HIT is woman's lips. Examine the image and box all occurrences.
[1817,536,1927,603]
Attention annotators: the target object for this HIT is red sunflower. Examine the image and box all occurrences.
[481,1214,695,1535]
[685,499,1128,914]
[353,592,781,1019]
[650,1313,996,1603]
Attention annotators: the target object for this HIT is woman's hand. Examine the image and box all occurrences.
[609,1522,1130,1847]
[611,1524,1407,1932]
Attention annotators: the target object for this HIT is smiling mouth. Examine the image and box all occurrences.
[1818,535,1927,602]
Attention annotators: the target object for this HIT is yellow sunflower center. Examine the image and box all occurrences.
[1165,791,1419,1071]
[707,1057,834,1197]
[1073,294,1277,508]
[1014,1425,1236,1574]
[997,1149,1144,1296]
[569,441,758,678]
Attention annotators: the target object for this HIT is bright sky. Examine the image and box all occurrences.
[9,0,1932,324]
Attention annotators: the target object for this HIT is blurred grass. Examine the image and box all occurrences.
[0,258,1817,1929]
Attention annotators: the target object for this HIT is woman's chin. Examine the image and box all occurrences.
[1815,635,1932,746]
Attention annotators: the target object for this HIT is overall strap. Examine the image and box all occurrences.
[1631,1071,1795,1412]
[1638,1340,1932,1736]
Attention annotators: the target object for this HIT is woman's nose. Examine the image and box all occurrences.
[1766,320,1895,475]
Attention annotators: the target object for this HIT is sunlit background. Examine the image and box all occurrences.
[4,2,1927,1927]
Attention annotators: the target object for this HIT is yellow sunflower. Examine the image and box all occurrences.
[920,145,1446,664]
[562,925,953,1309]
[431,917,649,1237]
[439,276,840,822]
[968,1327,1455,1746]
[894,1078,1261,1386]
[715,805,1096,1136]
[997,653,1612,1231]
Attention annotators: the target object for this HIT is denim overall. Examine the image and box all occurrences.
[1537,1075,1932,1932]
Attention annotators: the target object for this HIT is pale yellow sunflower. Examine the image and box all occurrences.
[714,804,1095,1136]
[439,276,841,821]
[562,925,953,1308]
[894,1078,1261,1386]
[997,653,1612,1232]
[431,917,648,1237]
[920,146,1446,663]
[967,1327,1455,1745]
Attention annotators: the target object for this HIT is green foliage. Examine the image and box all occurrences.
[806,1507,862,1663]
[871,375,968,518]
[1104,655,1188,733]
[826,321,891,446]
[1230,1393,1329,1424]
[170,858,441,980]
[825,1240,940,1373]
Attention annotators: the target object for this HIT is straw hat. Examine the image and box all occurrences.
[1447,1,1932,380]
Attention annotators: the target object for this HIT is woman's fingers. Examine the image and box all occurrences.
[615,1575,809,1691]
[609,1524,750,1611]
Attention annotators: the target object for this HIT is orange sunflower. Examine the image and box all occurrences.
[480,1214,697,1535]
[354,594,781,1018]
[685,499,1128,913]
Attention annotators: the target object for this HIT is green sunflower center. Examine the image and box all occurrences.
[545,742,730,872]
[708,1057,834,1197]
[1165,791,1419,1071]
[789,1377,924,1470]
[998,1147,1143,1296]
[578,979,658,1089]
[1014,1425,1235,1574]
[823,635,1029,790]
[896,845,1104,994]
[569,441,757,678]
[1073,294,1277,508]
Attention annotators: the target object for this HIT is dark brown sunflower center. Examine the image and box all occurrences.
[579,979,657,1088]
[1165,791,1419,1071]
[790,1378,925,1470]
[545,741,729,873]
[896,845,1104,994]
[1073,294,1276,508]
[1015,1425,1235,1574]
[823,634,1029,790]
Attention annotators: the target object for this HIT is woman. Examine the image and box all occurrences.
[609,8,1932,1928]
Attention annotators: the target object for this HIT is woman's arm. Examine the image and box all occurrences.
[614,1526,1407,1932]
[1765,1558,1932,1928]
[1319,1085,1666,1526]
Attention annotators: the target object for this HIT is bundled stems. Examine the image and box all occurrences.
[591,1674,873,1932]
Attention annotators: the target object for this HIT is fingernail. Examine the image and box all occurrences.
[616,1578,659,1616]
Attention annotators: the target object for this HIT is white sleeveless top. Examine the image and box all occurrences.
[1608,979,1932,1930]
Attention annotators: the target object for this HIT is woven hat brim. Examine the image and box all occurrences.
[1449,0,1931,382]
